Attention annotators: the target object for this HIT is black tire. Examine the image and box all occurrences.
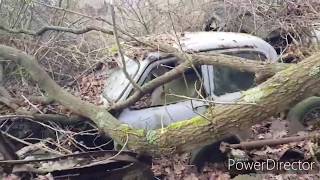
[190,135,241,170]
[288,96,320,132]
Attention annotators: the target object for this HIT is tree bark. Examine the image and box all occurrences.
[1,44,320,156]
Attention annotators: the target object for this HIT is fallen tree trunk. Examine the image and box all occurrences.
[1,44,320,156]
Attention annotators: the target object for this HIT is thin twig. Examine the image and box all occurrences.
[0,150,138,165]
[221,133,320,151]
[1,131,63,156]
[109,3,143,92]
[21,94,43,114]
[0,24,113,36]
[90,133,129,166]
[167,93,257,105]
[0,131,18,160]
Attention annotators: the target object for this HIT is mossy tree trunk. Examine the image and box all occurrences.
[1,44,320,156]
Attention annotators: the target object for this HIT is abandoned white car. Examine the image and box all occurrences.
[102,32,278,130]
[102,31,320,168]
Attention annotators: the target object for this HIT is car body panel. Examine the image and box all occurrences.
[311,29,320,44]
[118,100,207,130]
[103,56,140,102]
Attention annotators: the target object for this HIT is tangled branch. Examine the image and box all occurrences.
[0,25,113,36]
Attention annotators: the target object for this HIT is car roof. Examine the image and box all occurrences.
[136,32,278,68]
[123,32,277,63]
[127,31,278,80]
[177,32,278,60]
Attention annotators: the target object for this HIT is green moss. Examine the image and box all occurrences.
[243,86,276,103]
[309,65,320,77]
[146,130,159,145]
[109,45,119,55]
[118,124,145,137]
[166,116,209,130]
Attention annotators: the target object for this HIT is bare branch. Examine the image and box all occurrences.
[0,45,123,138]
[221,133,320,150]
[110,4,143,93]
[0,24,113,36]
[0,131,18,160]
[109,60,191,110]
[0,95,19,110]
[0,4,288,79]
[1,130,63,156]
[0,114,85,126]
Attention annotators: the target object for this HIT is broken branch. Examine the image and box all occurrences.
[221,133,320,150]
[0,24,113,36]
[110,4,143,93]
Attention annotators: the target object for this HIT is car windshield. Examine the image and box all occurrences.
[103,57,139,103]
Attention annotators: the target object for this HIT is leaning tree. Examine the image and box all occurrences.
[1,0,320,156]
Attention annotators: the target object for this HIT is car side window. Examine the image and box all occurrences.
[213,51,266,96]
[224,51,267,61]
[129,63,204,109]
